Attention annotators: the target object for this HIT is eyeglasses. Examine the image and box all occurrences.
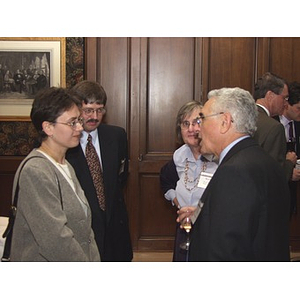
[282,95,289,101]
[273,91,289,101]
[55,118,84,129]
[180,118,201,129]
[198,112,224,123]
[82,107,106,116]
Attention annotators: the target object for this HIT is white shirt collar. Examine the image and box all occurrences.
[279,115,292,127]
[256,104,270,116]
[219,135,250,165]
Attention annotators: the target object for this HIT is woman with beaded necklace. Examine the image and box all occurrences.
[160,101,218,261]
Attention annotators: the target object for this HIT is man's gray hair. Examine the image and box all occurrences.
[207,87,258,136]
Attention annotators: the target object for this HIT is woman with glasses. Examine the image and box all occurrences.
[9,87,100,261]
[160,101,218,261]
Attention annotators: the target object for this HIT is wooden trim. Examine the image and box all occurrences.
[201,37,210,102]
[194,37,202,102]
[137,236,175,251]
[85,37,97,81]
[0,116,31,121]
[256,37,270,78]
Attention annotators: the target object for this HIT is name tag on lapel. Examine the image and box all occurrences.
[198,172,213,189]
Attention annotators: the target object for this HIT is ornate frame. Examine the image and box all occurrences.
[0,37,66,121]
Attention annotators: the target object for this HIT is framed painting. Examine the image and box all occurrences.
[0,37,66,120]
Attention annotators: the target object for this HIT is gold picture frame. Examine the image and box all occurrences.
[0,37,66,121]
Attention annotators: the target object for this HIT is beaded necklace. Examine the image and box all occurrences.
[184,158,207,191]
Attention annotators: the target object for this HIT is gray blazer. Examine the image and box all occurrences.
[10,149,100,262]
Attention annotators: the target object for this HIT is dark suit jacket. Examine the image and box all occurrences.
[253,106,294,182]
[295,121,300,157]
[66,124,133,261]
[189,137,290,261]
[273,116,300,217]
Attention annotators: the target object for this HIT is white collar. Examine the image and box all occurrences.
[80,130,98,146]
[256,104,270,116]
[279,115,292,127]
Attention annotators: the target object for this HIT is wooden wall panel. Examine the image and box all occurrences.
[139,174,176,235]
[147,37,196,154]
[0,157,24,216]
[87,37,130,130]
[135,37,199,250]
[202,37,256,98]
[269,37,300,83]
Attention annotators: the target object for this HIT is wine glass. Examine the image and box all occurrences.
[180,216,192,251]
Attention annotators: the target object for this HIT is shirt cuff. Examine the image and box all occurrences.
[164,189,176,203]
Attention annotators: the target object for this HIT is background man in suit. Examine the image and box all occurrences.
[177,87,290,261]
[66,80,133,261]
[253,72,296,181]
[275,81,300,217]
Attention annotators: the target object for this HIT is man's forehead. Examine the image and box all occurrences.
[203,98,214,111]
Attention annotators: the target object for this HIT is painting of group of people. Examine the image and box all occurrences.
[0,51,50,99]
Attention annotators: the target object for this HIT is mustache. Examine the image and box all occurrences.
[86,119,99,124]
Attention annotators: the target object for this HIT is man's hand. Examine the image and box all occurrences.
[286,151,297,165]
[176,206,197,226]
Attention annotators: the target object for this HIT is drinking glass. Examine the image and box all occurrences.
[180,216,192,251]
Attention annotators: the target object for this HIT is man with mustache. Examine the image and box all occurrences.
[66,80,133,261]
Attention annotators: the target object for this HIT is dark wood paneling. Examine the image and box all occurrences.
[140,174,176,235]
[136,37,199,250]
[0,156,24,216]
[86,37,129,130]
[99,38,129,130]
[147,37,195,154]
[269,37,300,83]
[202,37,256,97]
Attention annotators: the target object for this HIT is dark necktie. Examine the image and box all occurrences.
[289,121,294,141]
[287,121,296,152]
[85,134,106,211]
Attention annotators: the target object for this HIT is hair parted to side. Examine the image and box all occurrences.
[176,100,202,144]
[253,72,286,100]
[71,80,107,105]
[208,87,258,137]
[30,87,79,142]
[288,81,300,106]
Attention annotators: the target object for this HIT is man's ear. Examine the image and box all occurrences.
[220,112,233,134]
[265,90,274,100]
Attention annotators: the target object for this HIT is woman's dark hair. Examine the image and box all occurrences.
[288,81,300,106]
[30,87,79,141]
